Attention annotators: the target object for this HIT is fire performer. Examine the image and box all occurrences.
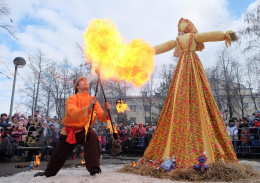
[34,76,111,177]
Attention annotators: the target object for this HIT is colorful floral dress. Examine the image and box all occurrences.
[142,20,237,167]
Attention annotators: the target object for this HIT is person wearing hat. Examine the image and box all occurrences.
[0,113,8,129]
[1,123,13,140]
[11,115,18,128]
[34,76,111,177]
[1,113,8,123]
[26,131,38,161]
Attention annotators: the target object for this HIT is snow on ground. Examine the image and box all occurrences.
[1,161,260,183]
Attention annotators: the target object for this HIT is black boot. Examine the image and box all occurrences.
[90,172,100,176]
[34,172,45,177]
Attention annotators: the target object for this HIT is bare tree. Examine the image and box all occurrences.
[231,61,246,116]
[239,2,260,63]
[153,63,176,121]
[0,0,16,38]
[216,48,236,118]
[206,65,225,111]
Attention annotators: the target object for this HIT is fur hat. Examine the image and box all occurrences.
[1,113,7,117]
[74,76,87,93]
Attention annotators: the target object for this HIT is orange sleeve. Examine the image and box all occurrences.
[66,97,88,119]
[93,101,108,122]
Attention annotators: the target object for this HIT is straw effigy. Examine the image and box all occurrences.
[118,161,260,182]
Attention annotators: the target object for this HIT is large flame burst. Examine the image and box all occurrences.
[83,18,154,87]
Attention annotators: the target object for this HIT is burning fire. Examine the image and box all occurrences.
[34,153,41,167]
[81,160,85,165]
[106,120,118,134]
[116,99,130,113]
[83,18,155,87]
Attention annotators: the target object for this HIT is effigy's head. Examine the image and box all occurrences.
[178,18,198,35]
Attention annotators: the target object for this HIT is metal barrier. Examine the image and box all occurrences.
[228,127,260,157]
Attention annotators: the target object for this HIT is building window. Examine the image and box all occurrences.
[243,103,249,108]
[129,105,136,112]
[130,117,136,123]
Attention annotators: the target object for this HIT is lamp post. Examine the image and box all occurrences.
[8,57,26,122]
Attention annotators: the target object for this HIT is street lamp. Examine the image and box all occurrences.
[8,57,26,122]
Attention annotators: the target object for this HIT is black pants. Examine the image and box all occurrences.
[44,129,101,177]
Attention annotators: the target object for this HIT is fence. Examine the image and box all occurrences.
[228,127,260,157]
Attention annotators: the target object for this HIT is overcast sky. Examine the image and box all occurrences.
[0,0,258,116]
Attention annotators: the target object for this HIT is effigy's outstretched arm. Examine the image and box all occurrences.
[153,40,176,55]
[195,31,238,46]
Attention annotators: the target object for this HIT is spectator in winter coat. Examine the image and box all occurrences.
[18,117,27,127]
[11,123,27,143]
[11,115,19,129]
[38,121,52,143]
[1,113,8,124]
[101,136,107,152]
[26,119,37,137]
[250,119,260,146]
[137,123,147,137]
[0,119,8,129]
[51,125,60,151]
[1,123,13,140]
[26,131,38,161]
[35,116,43,127]
[122,135,132,154]
[226,119,238,152]
[240,128,250,156]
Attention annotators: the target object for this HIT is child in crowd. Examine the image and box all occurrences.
[11,123,27,144]
[1,123,13,140]
[26,119,37,137]
[101,136,107,152]
[26,131,38,161]
[240,128,250,157]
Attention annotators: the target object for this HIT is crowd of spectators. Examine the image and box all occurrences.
[0,111,61,161]
[226,111,260,157]
[1,109,259,162]
[0,110,157,161]
[93,122,156,154]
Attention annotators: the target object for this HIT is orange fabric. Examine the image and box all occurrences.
[62,93,108,136]
[142,33,237,167]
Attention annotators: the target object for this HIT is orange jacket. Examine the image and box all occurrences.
[62,93,108,131]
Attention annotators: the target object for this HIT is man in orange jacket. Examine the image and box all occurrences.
[34,76,111,177]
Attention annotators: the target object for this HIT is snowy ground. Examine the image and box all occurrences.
[1,161,260,183]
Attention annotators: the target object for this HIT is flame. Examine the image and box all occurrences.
[83,18,154,87]
[114,125,118,134]
[34,153,41,167]
[116,99,130,113]
[81,160,85,165]
[106,120,118,134]
[132,161,137,167]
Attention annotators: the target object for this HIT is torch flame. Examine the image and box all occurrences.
[81,160,85,165]
[106,120,118,134]
[83,18,154,87]
[34,153,41,167]
[116,99,130,113]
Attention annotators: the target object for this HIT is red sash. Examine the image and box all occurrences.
[65,126,83,144]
